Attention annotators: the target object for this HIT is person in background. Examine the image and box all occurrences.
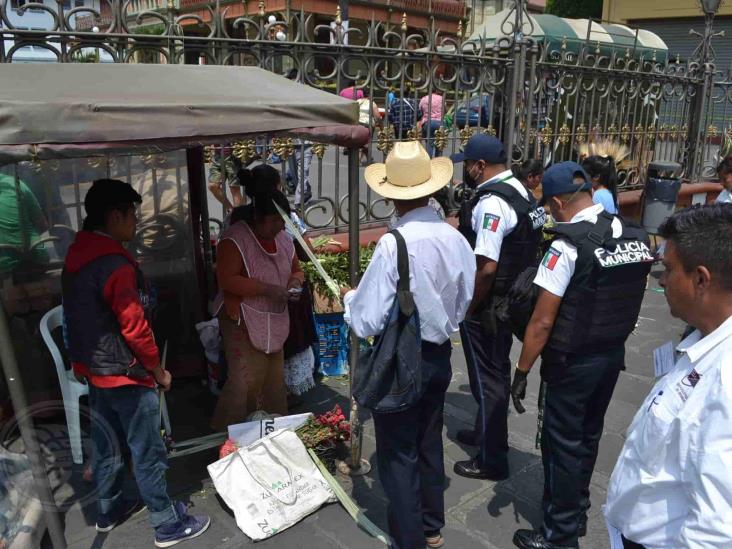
[418,92,445,158]
[211,177,304,431]
[207,146,244,217]
[339,79,364,100]
[344,141,475,549]
[357,88,381,165]
[581,155,619,214]
[513,158,544,199]
[62,179,210,547]
[605,204,732,549]
[511,163,652,549]
[0,170,49,276]
[716,155,732,203]
[284,69,314,206]
[388,94,421,140]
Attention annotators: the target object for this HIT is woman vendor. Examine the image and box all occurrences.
[210,179,304,432]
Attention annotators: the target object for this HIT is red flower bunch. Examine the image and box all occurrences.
[297,405,351,449]
[219,438,239,459]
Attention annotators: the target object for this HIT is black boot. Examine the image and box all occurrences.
[513,530,578,549]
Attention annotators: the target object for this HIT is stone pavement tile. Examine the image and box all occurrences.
[593,433,626,478]
[611,372,655,408]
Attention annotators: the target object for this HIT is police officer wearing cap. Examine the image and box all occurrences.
[511,162,653,549]
[451,134,546,480]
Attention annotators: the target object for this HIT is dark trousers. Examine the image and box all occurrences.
[372,341,452,549]
[90,384,177,528]
[540,348,624,547]
[623,536,646,549]
[459,318,512,470]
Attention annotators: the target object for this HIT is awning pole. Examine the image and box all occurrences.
[0,298,67,548]
[339,147,371,476]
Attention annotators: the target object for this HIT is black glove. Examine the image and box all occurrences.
[511,368,529,414]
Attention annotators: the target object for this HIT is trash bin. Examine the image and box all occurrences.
[641,161,682,235]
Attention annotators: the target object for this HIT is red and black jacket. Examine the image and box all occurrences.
[62,231,158,389]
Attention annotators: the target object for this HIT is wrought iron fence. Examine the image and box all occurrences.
[1,0,729,230]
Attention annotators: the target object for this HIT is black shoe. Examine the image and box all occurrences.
[453,459,509,481]
[578,516,587,537]
[513,529,578,549]
[456,429,480,446]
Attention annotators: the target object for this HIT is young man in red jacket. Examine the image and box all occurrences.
[62,179,210,547]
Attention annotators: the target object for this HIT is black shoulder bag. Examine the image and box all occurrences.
[352,229,423,414]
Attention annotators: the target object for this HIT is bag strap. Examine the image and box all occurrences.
[388,229,416,316]
[485,181,533,216]
[239,433,298,506]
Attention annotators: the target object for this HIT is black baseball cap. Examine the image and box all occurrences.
[450,134,508,165]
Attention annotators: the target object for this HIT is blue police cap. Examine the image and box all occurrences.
[450,134,507,165]
[540,161,592,205]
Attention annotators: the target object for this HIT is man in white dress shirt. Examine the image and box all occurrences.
[605,203,732,549]
[343,141,475,549]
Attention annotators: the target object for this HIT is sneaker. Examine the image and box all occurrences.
[154,502,211,548]
[95,497,141,533]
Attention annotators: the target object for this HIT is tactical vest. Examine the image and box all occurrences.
[62,255,155,379]
[458,180,547,296]
[544,212,653,358]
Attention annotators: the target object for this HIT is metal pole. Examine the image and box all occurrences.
[338,147,370,476]
[686,8,718,182]
[0,299,67,548]
[504,0,526,156]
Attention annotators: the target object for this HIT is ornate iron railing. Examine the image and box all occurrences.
[1,0,728,230]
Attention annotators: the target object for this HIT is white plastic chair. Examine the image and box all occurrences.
[40,305,89,465]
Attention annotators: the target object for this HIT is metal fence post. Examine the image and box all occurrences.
[338,146,371,476]
[0,299,67,548]
[686,4,721,182]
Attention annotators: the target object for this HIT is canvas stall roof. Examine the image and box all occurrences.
[466,9,668,59]
[0,64,367,164]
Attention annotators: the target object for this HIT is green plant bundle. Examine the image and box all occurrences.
[302,245,375,298]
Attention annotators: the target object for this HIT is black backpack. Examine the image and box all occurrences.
[352,229,423,414]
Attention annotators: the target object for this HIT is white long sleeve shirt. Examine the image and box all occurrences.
[605,314,732,548]
[343,206,475,344]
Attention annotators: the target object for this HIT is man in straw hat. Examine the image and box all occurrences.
[343,141,475,549]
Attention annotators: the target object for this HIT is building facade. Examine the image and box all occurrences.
[603,0,732,70]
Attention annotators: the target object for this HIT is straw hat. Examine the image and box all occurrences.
[364,141,453,200]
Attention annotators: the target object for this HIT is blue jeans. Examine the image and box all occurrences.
[90,384,177,528]
[287,145,313,205]
[421,120,443,158]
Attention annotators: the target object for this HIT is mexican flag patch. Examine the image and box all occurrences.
[542,248,562,271]
[482,213,500,232]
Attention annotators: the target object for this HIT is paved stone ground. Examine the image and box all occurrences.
[42,266,682,549]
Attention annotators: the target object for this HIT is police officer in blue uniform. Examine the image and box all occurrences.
[452,135,546,479]
[510,162,653,549]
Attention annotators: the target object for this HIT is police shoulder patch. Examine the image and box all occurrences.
[542,248,562,271]
[482,213,501,232]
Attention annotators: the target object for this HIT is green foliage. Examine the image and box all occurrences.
[546,0,603,19]
[71,51,100,63]
[301,245,375,299]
